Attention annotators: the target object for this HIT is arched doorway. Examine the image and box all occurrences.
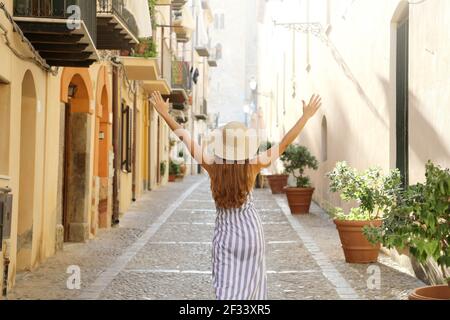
[60,68,93,242]
[16,70,37,272]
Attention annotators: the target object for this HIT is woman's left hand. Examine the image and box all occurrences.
[150,91,170,115]
[302,94,322,120]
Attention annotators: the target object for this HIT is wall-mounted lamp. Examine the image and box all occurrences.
[68,84,78,99]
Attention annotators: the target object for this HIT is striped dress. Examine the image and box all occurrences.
[212,192,267,300]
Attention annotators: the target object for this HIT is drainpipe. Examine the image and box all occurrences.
[132,82,137,202]
[112,65,120,226]
[147,102,152,191]
[190,2,196,176]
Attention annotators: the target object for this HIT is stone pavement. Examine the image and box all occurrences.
[8,175,424,300]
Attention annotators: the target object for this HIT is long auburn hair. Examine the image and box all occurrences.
[209,161,256,209]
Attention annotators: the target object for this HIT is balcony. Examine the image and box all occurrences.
[96,0,139,50]
[172,5,194,43]
[120,57,159,81]
[195,46,210,57]
[195,99,208,121]
[162,60,190,110]
[171,0,187,10]
[208,58,217,67]
[13,0,98,67]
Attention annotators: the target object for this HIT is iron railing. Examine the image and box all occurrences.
[97,0,139,39]
[13,0,97,44]
[171,59,191,91]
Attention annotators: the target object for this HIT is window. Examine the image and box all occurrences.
[214,13,225,30]
[220,13,225,29]
[321,116,328,162]
[121,104,132,173]
[214,14,219,29]
[215,43,222,60]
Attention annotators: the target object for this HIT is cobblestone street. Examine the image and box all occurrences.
[9,175,424,300]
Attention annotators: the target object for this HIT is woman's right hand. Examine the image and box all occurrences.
[302,94,322,120]
[150,91,170,115]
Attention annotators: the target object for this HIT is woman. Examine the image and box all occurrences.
[150,92,322,300]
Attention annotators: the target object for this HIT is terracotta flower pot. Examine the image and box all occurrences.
[169,175,176,182]
[285,187,315,214]
[334,219,382,264]
[409,285,450,300]
[267,175,289,194]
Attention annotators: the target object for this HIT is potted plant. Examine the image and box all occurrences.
[327,162,402,264]
[178,150,187,176]
[366,162,450,299]
[134,38,158,58]
[169,160,180,182]
[255,141,273,189]
[259,141,288,193]
[280,145,319,214]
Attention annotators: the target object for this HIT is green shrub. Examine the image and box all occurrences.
[327,162,402,221]
[280,145,318,188]
[169,160,181,176]
[366,161,450,283]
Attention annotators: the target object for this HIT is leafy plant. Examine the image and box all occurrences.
[327,162,402,221]
[148,0,158,31]
[169,160,181,176]
[160,161,167,176]
[257,141,273,154]
[280,145,318,188]
[133,38,158,58]
[366,161,450,284]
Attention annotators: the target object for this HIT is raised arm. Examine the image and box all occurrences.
[256,94,322,167]
[150,91,214,170]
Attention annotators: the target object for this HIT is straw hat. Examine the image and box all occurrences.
[210,122,260,161]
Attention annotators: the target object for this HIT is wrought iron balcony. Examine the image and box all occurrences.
[96,0,139,50]
[162,59,191,110]
[171,60,190,91]
[13,0,98,67]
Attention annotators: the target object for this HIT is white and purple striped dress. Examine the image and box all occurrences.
[212,192,267,300]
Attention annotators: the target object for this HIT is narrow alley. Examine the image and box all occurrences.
[8,176,423,300]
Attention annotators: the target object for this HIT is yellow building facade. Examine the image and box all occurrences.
[0,0,172,295]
